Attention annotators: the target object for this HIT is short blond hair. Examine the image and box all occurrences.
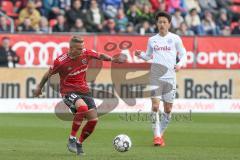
[70,35,84,47]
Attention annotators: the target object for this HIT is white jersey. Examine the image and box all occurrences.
[140,32,187,79]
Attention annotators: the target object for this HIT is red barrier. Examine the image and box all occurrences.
[0,34,94,67]
[96,35,195,68]
[196,37,240,69]
[0,34,239,69]
[96,35,148,68]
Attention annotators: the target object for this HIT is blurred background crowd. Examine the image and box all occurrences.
[0,0,240,35]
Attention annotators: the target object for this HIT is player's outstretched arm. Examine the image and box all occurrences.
[33,69,51,97]
[99,53,126,63]
[135,50,152,61]
[135,39,153,61]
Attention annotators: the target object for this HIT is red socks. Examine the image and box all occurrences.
[70,106,88,137]
[69,105,98,143]
[79,119,98,143]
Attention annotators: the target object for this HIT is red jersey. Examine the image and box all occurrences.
[50,49,100,95]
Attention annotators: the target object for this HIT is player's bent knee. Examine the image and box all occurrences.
[85,108,98,120]
[152,105,159,112]
[163,102,173,113]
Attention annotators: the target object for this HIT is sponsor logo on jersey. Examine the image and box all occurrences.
[154,45,171,51]
[167,39,173,44]
[82,58,87,65]
[69,68,88,76]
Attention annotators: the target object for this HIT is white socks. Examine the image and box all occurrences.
[151,111,172,137]
[160,112,171,136]
[151,111,161,137]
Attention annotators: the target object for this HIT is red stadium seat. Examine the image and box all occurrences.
[15,1,22,8]
[1,0,18,17]
[1,1,14,13]
[231,22,238,30]
[230,5,240,13]
[232,0,240,4]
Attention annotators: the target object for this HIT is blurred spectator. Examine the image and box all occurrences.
[126,4,142,25]
[86,0,104,32]
[115,8,128,33]
[217,9,231,36]
[198,0,218,15]
[66,0,86,26]
[216,0,233,19]
[14,0,39,12]
[102,0,122,18]
[134,0,151,11]
[149,0,160,11]
[216,0,232,9]
[137,21,154,35]
[18,1,41,30]
[0,37,19,68]
[185,0,201,13]
[70,18,86,32]
[42,0,62,19]
[103,18,117,34]
[37,16,49,33]
[158,0,168,12]
[139,4,154,24]
[59,0,71,11]
[232,19,240,35]
[101,0,122,8]
[202,10,220,35]
[14,0,28,12]
[171,8,184,30]
[125,22,137,34]
[0,16,11,33]
[167,0,187,14]
[176,21,194,35]
[122,0,136,12]
[185,8,204,35]
[32,0,44,15]
[52,14,69,32]
[81,0,91,12]
[17,18,35,32]
[149,0,167,12]
[216,0,233,20]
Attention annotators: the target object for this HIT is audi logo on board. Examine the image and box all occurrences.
[12,41,69,67]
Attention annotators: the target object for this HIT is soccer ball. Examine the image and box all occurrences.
[113,134,132,152]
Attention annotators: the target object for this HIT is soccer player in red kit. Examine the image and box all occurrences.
[33,36,124,156]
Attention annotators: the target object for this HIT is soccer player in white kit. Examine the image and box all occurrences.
[135,11,187,146]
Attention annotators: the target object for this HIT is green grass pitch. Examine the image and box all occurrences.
[0,113,240,160]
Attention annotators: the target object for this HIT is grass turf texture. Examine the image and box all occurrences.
[0,113,240,160]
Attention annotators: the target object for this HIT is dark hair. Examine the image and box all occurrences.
[155,11,172,23]
[189,8,197,14]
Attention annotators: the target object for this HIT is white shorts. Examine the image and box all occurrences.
[150,78,176,103]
